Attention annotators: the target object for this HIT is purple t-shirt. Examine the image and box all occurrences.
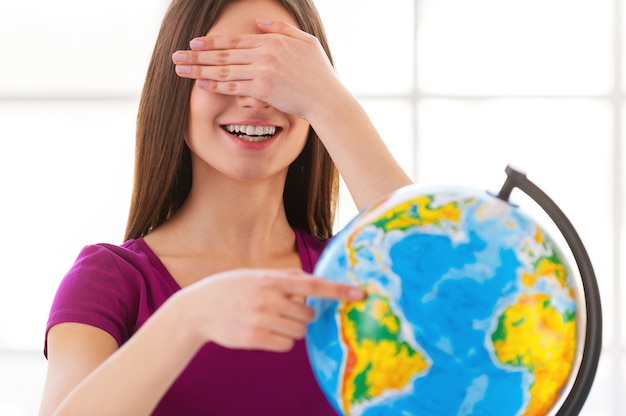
[45,228,337,415]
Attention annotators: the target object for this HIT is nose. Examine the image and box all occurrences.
[236,96,271,111]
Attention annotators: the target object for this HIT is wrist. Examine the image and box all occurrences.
[158,290,207,355]
[304,80,356,126]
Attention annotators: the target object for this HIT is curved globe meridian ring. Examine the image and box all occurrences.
[306,170,601,416]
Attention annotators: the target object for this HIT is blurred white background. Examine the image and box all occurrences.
[0,0,623,414]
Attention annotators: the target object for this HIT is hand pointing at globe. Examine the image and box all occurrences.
[166,268,366,353]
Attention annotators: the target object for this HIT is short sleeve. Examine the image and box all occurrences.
[44,244,140,357]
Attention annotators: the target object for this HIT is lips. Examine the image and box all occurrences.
[222,124,280,143]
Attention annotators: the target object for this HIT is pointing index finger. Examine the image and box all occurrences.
[283,275,366,302]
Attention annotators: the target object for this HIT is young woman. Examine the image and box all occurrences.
[40,0,412,414]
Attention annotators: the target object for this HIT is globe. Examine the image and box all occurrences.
[306,167,602,416]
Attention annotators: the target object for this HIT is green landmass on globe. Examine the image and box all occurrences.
[307,185,579,416]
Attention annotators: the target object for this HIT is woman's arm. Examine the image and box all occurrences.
[40,270,365,415]
[267,17,413,208]
[251,20,413,207]
[305,88,413,210]
[40,300,199,416]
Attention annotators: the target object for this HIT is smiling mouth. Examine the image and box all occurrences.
[222,124,280,142]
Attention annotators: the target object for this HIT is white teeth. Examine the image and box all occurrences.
[225,124,276,136]
[223,124,278,143]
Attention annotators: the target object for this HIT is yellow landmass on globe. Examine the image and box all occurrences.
[491,293,576,416]
[371,195,465,232]
[338,285,430,414]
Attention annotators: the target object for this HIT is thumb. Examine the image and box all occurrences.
[255,17,312,41]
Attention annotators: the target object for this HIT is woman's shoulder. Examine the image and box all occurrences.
[58,238,179,308]
[70,238,167,276]
[46,238,178,350]
[82,237,153,259]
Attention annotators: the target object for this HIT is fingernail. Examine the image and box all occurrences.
[196,79,209,88]
[190,39,205,49]
[172,51,187,63]
[348,288,366,300]
[175,65,191,74]
[256,17,272,26]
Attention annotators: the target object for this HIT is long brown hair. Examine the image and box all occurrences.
[124,0,338,241]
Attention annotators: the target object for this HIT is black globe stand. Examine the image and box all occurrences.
[495,164,603,416]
